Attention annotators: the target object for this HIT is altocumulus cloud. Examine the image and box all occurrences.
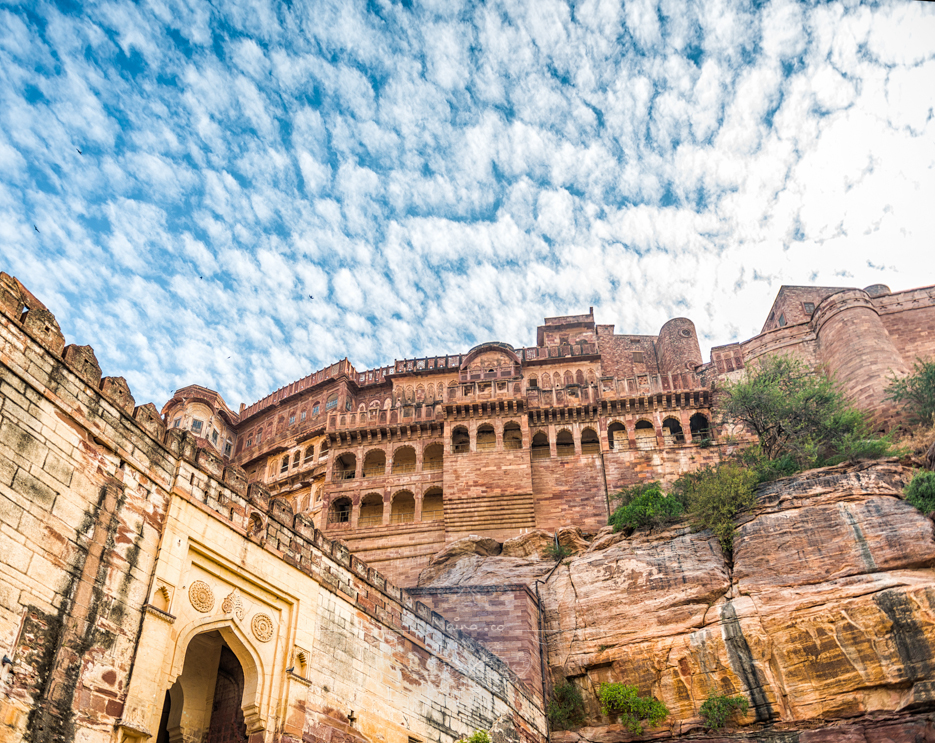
[0,0,933,407]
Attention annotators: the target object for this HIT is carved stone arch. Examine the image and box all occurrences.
[168,616,268,735]
[553,372,562,388]
[564,371,574,386]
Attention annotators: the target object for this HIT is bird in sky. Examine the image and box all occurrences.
[308,295,313,299]
[76,147,82,155]
[34,225,39,233]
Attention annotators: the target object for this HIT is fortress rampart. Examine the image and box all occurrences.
[0,271,933,742]
[0,273,546,743]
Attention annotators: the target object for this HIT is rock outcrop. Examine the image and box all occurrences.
[418,461,935,741]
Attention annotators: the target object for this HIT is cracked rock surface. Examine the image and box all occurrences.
[419,462,935,741]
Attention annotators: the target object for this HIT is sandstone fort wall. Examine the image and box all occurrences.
[0,275,546,743]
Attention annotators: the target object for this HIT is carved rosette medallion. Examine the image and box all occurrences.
[222,590,245,621]
[188,581,215,613]
[251,613,274,642]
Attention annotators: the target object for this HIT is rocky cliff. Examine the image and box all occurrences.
[417,461,935,741]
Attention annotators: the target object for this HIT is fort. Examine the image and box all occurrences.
[0,271,933,743]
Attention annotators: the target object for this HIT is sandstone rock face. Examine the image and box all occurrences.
[418,462,935,741]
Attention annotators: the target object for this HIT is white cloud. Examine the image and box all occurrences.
[0,0,931,410]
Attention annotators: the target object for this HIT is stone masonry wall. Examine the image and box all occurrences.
[530,455,608,533]
[409,585,544,704]
[0,277,547,743]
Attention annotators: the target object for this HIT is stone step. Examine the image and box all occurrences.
[443,492,537,535]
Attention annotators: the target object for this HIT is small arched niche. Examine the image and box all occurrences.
[503,422,522,450]
[662,417,685,445]
[690,413,711,441]
[422,488,444,522]
[392,446,416,474]
[581,427,600,454]
[333,452,356,481]
[391,491,415,524]
[607,421,627,450]
[358,493,384,528]
[424,443,444,470]
[556,430,575,457]
[531,431,550,459]
[363,449,386,478]
[634,420,656,450]
[451,426,470,453]
[476,424,496,450]
[329,497,351,524]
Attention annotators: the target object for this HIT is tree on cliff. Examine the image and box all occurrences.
[716,354,888,468]
[886,358,935,428]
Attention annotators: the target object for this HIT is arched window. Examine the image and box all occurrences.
[391,491,415,524]
[452,426,469,453]
[564,371,574,387]
[320,438,330,457]
[363,449,386,478]
[608,422,627,451]
[358,493,384,528]
[280,455,289,474]
[424,443,444,470]
[292,451,301,468]
[576,369,585,385]
[531,431,550,459]
[690,413,711,441]
[503,422,522,450]
[333,452,356,481]
[635,420,656,451]
[526,375,538,390]
[325,393,338,411]
[663,417,685,445]
[422,487,444,522]
[476,424,496,450]
[304,445,315,463]
[392,446,416,474]
[556,429,574,457]
[553,372,562,388]
[581,428,600,454]
[328,497,351,524]
[312,401,320,415]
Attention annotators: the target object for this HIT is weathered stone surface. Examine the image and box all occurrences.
[21,307,65,356]
[63,343,102,387]
[100,375,135,414]
[420,461,935,740]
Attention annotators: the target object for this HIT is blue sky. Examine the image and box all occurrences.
[1,0,933,410]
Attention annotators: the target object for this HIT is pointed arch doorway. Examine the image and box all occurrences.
[155,630,250,743]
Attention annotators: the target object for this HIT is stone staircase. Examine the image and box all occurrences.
[443,492,537,538]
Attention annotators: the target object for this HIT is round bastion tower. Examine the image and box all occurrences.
[813,287,909,428]
[656,317,703,377]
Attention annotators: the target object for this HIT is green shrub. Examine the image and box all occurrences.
[905,471,935,513]
[547,680,586,730]
[718,354,891,465]
[675,462,758,556]
[887,358,935,427]
[699,692,749,729]
[597,683,669,734]
[608,482,684,532]
[466,732,490,743]
[545,541,573,561]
